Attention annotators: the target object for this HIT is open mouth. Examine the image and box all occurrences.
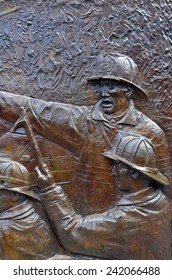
[102,100,113,108]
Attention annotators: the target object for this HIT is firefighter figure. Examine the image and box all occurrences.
[34,132,172,259]
[0,53,170,215]
[0,159,67,259]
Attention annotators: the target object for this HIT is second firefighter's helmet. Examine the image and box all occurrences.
[103,133,169,186]
[0,160,40,200]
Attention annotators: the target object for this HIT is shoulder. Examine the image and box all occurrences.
[135,107,165,135]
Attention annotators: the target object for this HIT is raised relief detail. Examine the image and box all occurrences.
[0,0,20,17]
[0,1,171,260]
[0,53,171,259]
[34,133,172,259]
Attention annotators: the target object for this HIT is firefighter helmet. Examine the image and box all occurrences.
[0,160,40,200]
[103,134,169,186]
[87,53,148,102]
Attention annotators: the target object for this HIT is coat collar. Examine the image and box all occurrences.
[117,186,162,207]
[92,100,137,126]
[0,199,34,220]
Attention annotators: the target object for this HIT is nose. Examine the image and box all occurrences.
[101,85,110,97]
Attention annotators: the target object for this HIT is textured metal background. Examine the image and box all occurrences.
[0,0,171,180]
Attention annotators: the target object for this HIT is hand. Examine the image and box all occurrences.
[35,164,54,190]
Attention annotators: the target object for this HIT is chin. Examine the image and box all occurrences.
[102,107,115,114]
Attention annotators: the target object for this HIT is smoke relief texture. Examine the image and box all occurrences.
[0,0,171,165]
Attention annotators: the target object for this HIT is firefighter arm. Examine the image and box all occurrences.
[37,167,120,259]
[0,91,85,153]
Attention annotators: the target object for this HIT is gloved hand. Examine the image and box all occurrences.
[35,163,54,191]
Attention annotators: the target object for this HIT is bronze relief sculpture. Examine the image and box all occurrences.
[0,160,61,259]
[0,53,171,259]
[0,53,170,215]
[0,0,171,260]
[35,133,172,259]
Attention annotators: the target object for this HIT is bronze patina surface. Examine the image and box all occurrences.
[0,0,171,259]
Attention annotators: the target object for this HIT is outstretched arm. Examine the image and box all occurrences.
[0,91,86,153]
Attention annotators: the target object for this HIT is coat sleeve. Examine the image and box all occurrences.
[0,91,88,154]
[39,184,124,259]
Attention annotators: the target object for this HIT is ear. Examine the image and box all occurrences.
[132,170,139,179]
[125,87,134,99]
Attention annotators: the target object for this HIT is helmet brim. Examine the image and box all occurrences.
[87,76,149,103]
[0,183,40,201]
[103,151,169,186]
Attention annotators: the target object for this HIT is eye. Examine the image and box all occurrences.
[95,84,102,94]
[95,83,106,95]
[106,83,115,90]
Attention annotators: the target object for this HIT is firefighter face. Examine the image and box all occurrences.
[97,80,130,115]
[116,162,149,193]
[117,165,133,191]
[0,186,24,212]
[115,162,137,192]
[0,188,17,212]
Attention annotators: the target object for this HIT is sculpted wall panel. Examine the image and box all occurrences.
[0,0,171,259]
